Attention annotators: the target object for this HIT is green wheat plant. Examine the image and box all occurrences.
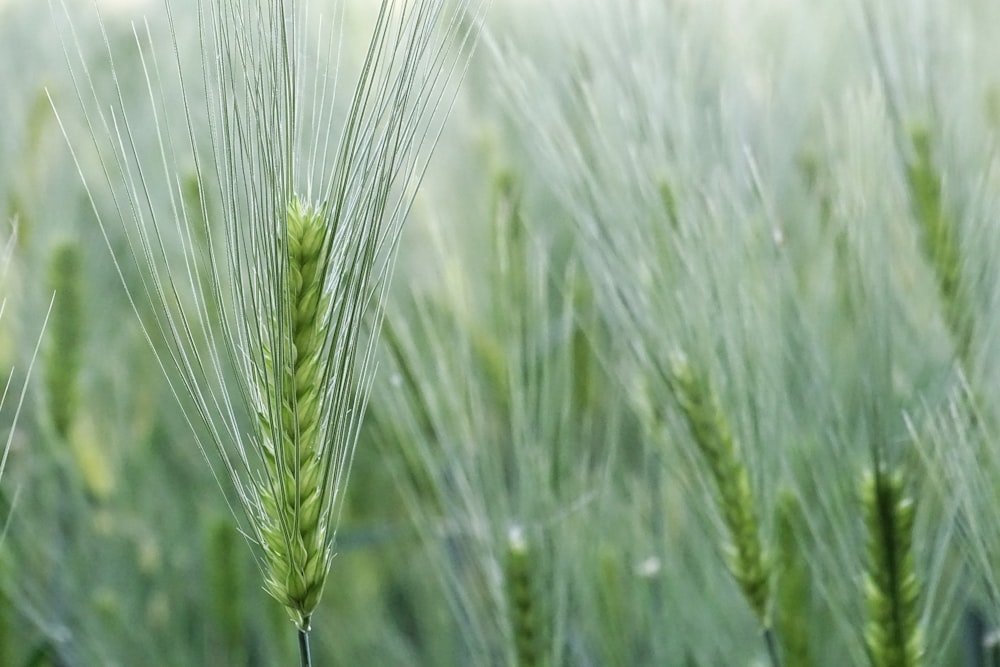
[494,0,985,662]
[3,0,999,662]
[52,0,485,661]
[369,169,620,665]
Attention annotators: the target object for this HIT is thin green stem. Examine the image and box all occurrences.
[298,621,312,667]
[764,627,783,667]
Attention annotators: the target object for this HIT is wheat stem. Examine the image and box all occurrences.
[298,622,312,667]
[765,627,783,667]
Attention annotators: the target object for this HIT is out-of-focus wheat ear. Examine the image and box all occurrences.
[597,546,628,666]
[1,229,49,485]
[862,467,923,667]
[657,178,680,230]
[903,125,972,369]
[0,543,9,667]
[505,524,545,667]
[208,517,246,666]
[43,241,82,442]
[257,196,330,634]
[774,490,814,667]
[668,353,772,633]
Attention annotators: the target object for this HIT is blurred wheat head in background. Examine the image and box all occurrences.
[0,231,48,491]
[51,0,485,657]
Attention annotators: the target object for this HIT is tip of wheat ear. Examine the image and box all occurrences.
[258,195,330,631]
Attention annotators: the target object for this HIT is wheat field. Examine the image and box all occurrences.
[2,0,1000,665]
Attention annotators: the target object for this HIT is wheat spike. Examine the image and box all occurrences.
[669,353,771,628]
[256,197,330,629]
[862,467,923,667]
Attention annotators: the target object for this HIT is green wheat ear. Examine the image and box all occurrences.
[257,196,330,630]
[668,352,770,628]
[55,0,485,660]
[43,241,82,441]
[774,489,814,667]
[504,525,545,667]
[208,517,246,665]
[862,467,923,667]
[904,125,971,366]
[596,546,628,666]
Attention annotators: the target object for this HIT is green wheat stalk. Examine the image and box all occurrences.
[861,466,923,667]
[53,0,485,660]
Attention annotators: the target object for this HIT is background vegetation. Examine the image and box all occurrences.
[2,0,1000,665]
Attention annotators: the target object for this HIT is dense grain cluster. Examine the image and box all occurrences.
[258,197,330,630]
